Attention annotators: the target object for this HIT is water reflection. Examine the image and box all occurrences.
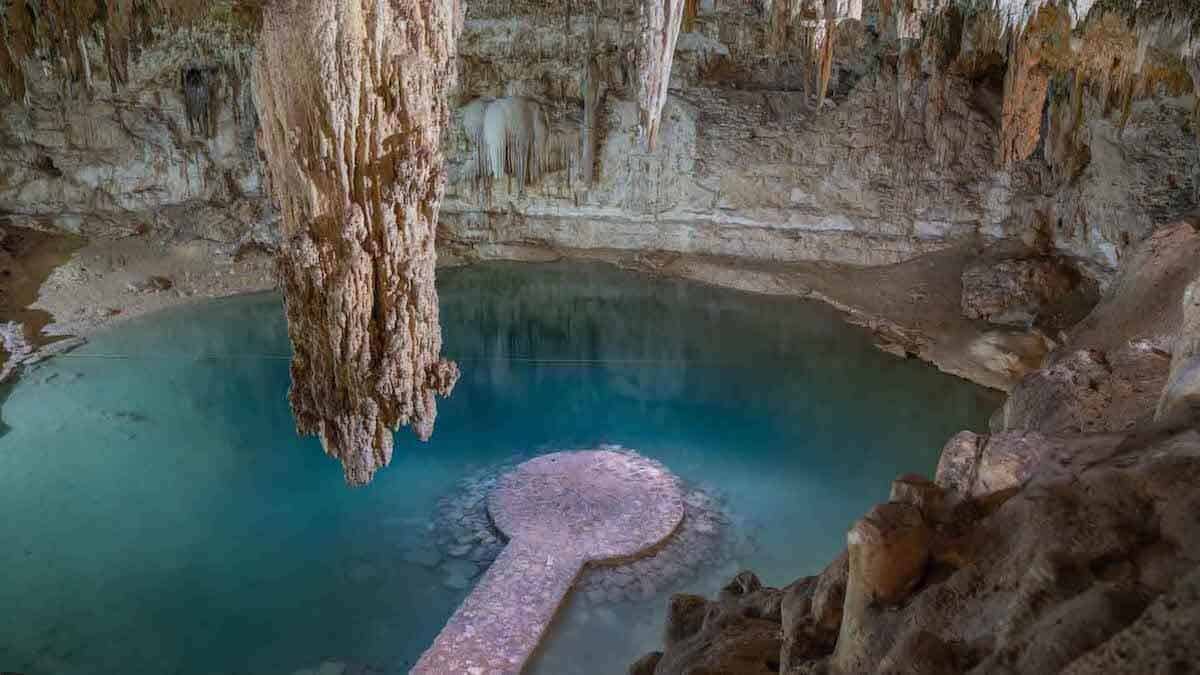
[0,262,999,675]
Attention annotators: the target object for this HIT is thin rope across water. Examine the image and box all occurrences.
[46,352,790,367]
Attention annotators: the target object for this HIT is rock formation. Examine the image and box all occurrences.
[250,0,461,485]
[630,220,1200,674]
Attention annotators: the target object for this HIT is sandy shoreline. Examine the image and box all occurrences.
[4,229,1042,393]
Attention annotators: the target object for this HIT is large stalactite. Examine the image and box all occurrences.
[636,0,685,151]
[252,0,461,486]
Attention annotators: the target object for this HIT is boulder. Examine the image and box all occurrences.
[934,431,983,496]
[810,550,849,635]
[782,576,836,670]
[846,503,931,606]
[664,594,709,648]
[889,473,946,520]
[628,651,662,675]
[961,256,1080,329]
[653,605,782,675]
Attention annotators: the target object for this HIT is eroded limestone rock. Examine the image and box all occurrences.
[1158,275,1200,423]
[252,0,461,484]
[960,256,1084,329]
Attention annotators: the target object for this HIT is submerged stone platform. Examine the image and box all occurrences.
[412,450,685,674]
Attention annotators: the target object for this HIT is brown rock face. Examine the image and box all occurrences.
[252,0,461,485]
[845,502,931,606]
[999,5,1068,166]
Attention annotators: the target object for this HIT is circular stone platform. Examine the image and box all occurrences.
[413,450,686,674]
[488,450,686,563]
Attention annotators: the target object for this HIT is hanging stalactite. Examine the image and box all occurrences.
[253,0,462,486]
[636,0,685,151]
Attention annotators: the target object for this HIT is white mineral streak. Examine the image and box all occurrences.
[252,0,461,486]
[637,0,686,151]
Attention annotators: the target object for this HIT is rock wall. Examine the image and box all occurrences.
[1,1,1196,282]
[437,0,1200,278]
[0,20,275,248]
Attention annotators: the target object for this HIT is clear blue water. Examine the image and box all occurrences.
[0,262,999,675]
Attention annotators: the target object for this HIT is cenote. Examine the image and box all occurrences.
[0,262,999,675]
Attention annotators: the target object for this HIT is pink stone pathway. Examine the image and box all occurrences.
[412,450,685,674]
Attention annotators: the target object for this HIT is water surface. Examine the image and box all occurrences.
[0,262,999,675]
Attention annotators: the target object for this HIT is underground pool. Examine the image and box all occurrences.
[0,261,1000,675]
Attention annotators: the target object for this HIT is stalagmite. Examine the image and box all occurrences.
[636,0,685,151]
[252,0,461,486]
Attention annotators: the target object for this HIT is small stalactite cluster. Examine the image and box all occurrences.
[253,0,461,486]
[0,0,258,103]
[762,0,862,109]
[460,96,582,198]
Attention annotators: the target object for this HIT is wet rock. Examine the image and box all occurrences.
[441,559,479,590]
[719,570,762,599]
[664,594,709,648]
[400,545,441,569]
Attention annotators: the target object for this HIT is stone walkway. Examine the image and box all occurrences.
[412,450,685,674]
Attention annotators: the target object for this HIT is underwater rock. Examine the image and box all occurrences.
[252,0,461,485]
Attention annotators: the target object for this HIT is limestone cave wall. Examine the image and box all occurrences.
[1,0,1197,281]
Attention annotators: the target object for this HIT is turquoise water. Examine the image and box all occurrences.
[0,262,999,675]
